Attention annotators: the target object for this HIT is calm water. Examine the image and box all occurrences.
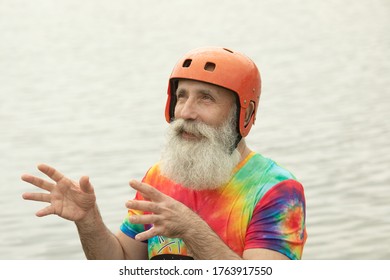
[1,0,389,260]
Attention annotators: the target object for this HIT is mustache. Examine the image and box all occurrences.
[172,119,214,140]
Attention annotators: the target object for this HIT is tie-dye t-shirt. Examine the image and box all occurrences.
[120,152,307,260]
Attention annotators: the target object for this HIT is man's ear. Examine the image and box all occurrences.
[244,101,255,126]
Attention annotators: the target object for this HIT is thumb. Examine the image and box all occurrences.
[79,176,94,194]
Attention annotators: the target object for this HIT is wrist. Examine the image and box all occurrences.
[181,211,210,240]
[75,205,101,229]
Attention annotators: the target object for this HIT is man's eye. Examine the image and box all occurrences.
[202,94,214,101]
[176,93,185,99]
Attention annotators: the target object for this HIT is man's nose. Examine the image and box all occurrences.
[176,97,199,121]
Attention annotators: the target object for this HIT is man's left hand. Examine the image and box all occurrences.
[125,180,196,241]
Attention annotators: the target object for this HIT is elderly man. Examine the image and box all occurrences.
[22,47,307,260]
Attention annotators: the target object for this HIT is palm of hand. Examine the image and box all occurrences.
[22,164,96,222]
[50,178,96,221]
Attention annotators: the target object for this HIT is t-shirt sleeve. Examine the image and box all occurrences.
[120,167,156,241]
[119,191,149,241]
[244,179,307,260]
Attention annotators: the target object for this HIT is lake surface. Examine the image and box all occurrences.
[1,0,389,259]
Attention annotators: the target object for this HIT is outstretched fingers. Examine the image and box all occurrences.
[22,192,51,203]
[21,163,67,191]
[21,174,54,192]
[134,227,158,242]
[126,200,161,214]
[35,205,56,217]
[128,180,164,202]
[37,163,65,183]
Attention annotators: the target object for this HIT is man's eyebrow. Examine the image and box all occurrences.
[197,89,214,96]
[176,88,187,95]
[175,87,215,97]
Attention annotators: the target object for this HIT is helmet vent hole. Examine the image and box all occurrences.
[204,62,216,72]
[182,59,192,68]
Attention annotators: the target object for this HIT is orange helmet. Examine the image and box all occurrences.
[165,46,261,137]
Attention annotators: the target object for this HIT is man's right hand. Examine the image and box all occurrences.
[21,164,96,222]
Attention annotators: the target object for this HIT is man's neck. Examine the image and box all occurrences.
[236,138,252,162]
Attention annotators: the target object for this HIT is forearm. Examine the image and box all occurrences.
[75,206,125,260]
[182,217,242,260]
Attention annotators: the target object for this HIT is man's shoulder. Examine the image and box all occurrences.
[237,152,301,200]
[244,152,296,181]
[142,162,162,183]
[142,162,174,191]
[146,162,161,174]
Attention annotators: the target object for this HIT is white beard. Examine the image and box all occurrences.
[159,109,241,190]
